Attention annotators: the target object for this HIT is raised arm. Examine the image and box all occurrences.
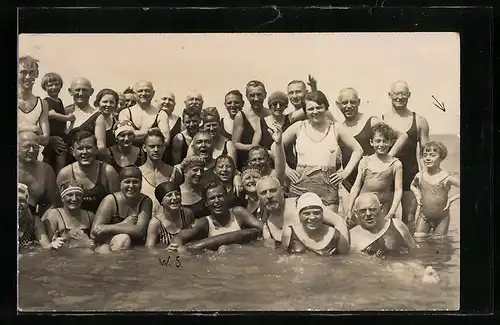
[225,140,238,166]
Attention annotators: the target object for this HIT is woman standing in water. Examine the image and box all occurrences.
[145,181,195,248]
[277,91,363,212]
[220,90,245,140]
[56,130,120,213]
[94,88,119,152]
[91,166,153,252]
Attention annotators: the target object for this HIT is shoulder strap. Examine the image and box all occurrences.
[111,193,120,216]
[55,208,67,229]
[86,210,92,225]
[71,163,77,180]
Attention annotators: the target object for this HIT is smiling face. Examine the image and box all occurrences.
[124,93,136,108]
[183,113,201,136]
[45,80,62,98]
[287,82,307,108]
[299,206,324,230]
[336,89,360,120]
[205,185,227,215]
[160,93,176,115]
[18,62,39,90]
[305,100,327,124]
[120,177,142,198]
[422,146,442,170]
[133,81,155,105]
[69,78,93,107]
[192,133,213,159]
[246,86,266,110]
[354,194,383,231]
[388,82,411,111]
[18,133,40,164]
[161,190,182,211]
[98,94,117,116]
[185,93,203,111]
[370,131,392,155]
[268,99,287,117]
[116,130,135,148]
[72,136,97,166]
[224,94,244,119]
[214,158,235,183]
[185,165,203,185]
[248,148,269,171]
[62,191,84,211]
[242,170,262,193]
[256,178,283,212]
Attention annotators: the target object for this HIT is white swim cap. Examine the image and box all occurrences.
[18,183,29,201]
[114,120,136,138]
[296,192,324,213]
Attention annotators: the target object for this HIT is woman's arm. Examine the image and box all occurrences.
[387,160,403,218]
[90,194,115,239]
[172,217,209,245]
[42,210,58,241]
[34,214,62,249]
[232,111,255,151]
[145,217,160,248]
[94,115,107,150]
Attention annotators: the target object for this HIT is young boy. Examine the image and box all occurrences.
[40,72,75,174]
[346,123,403,229]
[410,141,460,237]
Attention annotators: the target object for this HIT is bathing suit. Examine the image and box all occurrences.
[224,189,247,209]
[262,218,283,244]
[18,96,42,127]
[206,210,242,237]
[418,172,452,228]
[383,112,419,191]
[108,146,146,174]
[359,156,399,216]
[154,208,190,245]
[182,199,210,219]
[126,107,161,130]
[105,117,117,148]
[162,116,182,165]
[220,118,232,140]
[236,111,256,170]
[285,224,340,256]
[71,162,109,213]
[64,109,101,164]
[44,97,66,137]
[176,133,191,163]
[338,116,374,189]
[350,219,408,256]
[18,210,37,248]
[109,192,148,225]
[259,115,297,169]
[141,165,183,218]
[54,208,92,237]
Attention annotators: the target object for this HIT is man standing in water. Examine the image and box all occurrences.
[184,91,204,113]
[118,80,171,146]
[18,56,50,147]
[382,81,430,232]
[65,77,98,132]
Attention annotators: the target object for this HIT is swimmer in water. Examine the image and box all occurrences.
[349,193,415,257]
[221,90,245,140]
[170,181,263,252]
[410,141,460,237]
[282,192,350,255]
[18,183,64,250]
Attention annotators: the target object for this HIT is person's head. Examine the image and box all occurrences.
[267,91,289,117]
[155,181,182,211]
[41,72,63,98]
[159,92,176,115]
[241,166,263,194]
[18,183,30,215]
[336,88,361,121]
[114,120,136,149]
[370,122,395,156]
[142,129,166,161]
[119,165,143,198]
[201,107,221,139]
[71,130,98,166]
[182,107,201,136]
[192,131,214,160]
[69,77,94,107]
[203,181,227,216]
[123,87,136,108]
[248,146,271,172]
[421,141,448,169]
[117,93,127,112]
[224,90,244,119]
[214,155,236,184]
[59,180,84,212]
[388,81,411,110]
[94,88,119,116]
[180,156,206,186]
[305,91,330,124]
[353,193,383,231]
[133,80,155,106]
[256,176,284,212]
[184,91,204,111]
[245,80,267,110]
[297,192,325,230]
[18,56,39,90]
[287,80,307,108]
[18,131,40,164]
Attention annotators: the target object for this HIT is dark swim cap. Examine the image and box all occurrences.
[154,181,181,203]
[119,165,142,182]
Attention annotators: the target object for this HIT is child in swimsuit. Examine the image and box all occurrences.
[411,141,460,237]
[346,123,403,228]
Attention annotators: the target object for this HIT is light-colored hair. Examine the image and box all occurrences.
[353,193,381,211]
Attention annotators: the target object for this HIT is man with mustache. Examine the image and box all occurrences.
[349,193,415,256]
[118,80,171,146]
[382,81,430,232]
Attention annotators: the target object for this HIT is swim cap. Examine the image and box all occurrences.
[201,107,221,123]
[60,180,84,199]
[241,166,263,179]
[154,181,181,203]
[267,91,289,106]
[119,165,142,182]
[114,120,136,138]
[179,156,206,173]
[18,183,29,201]
[296,192,324,213]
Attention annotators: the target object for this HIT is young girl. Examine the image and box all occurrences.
[411,141,460,237]
[346,122,403,228]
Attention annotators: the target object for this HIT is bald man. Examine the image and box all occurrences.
[349,193,414,255]
[158,91,184,165]
[382,81,430,232]
[65,77,98,132]
[184,91,204,113]
[118,80,171,146]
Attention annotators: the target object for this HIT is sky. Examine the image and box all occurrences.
[19,33,460,135]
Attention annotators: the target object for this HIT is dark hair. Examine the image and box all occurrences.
[371,122,396,141]
[123,86,134,95]
[71,130,97,146]
[245,80,267,94]
[305,91,330,109]
[287,80,306,89]
[225,90,243,102]
[422,141,448,159]
[41,72,63,91]
[144,128,165,143]
[94,88,119,108]
[154,181,181,204]
[202,181,226,201]
[182,107,201,120]
[19,56,39,69]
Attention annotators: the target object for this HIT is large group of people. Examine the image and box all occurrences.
[18,55,460,257]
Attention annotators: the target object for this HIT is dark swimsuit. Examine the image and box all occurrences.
[105,118,117,148]
[361,219,408,257]
[71,162,109,214]
[182,199,210,219]
[108,147,146,174]
[178,133,190,163]
[154,208,190,245]
[259,115,297,169]
[163,116,182,165]
[236,111,256,170]
[65,107,102,164]
[287,225,340,256]
[338,116,374,191]
[18,211,37,248]
[127,108,161,146]
[383,112,419,191]
[108,193,148,244]
[220,118,232,140]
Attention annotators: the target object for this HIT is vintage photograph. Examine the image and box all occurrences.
[18,32,460,311]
